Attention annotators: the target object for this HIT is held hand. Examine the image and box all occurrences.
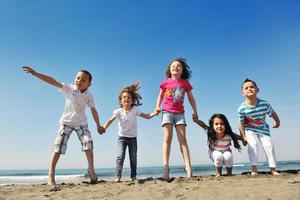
[272,122,280,128]
[97,125,105,135]
[154,107,161,115]
[22,66,35,74]
[192,114,198,122]
[242,137,248,146]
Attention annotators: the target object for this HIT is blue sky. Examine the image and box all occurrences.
[1,0,299,169]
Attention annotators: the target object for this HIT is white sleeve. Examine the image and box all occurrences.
[87,93,95,108]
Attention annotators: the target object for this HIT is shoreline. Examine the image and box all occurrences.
[1,169,300,200]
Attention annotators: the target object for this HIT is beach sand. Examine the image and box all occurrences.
[1,170,299,200]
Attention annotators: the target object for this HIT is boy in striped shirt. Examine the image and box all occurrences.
[238,79,281,175]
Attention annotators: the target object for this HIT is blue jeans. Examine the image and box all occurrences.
[116,136,137,179]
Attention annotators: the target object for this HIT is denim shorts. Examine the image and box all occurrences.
[161,111,186,127]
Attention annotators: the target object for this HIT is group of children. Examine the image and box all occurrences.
[23,57,281,185]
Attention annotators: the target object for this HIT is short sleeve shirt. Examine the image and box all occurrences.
[113,106,141,138]
[59,83,95,126]
[238,98,273,136]
[160,78,193,113]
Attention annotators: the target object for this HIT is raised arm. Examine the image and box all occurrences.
[187,91,198,118]
[90,107,105,134]
[23,66,62,89]
[271,110,280,128]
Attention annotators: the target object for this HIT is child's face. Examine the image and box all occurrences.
[169,61,183,78]
[121,92,133,109]
[212,117,225,137]
[74,72,91,92]
[242,81,259,98]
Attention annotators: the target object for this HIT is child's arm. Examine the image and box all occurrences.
[139,111,159,119]
[271,110,280,128]
[90,107,105,134]
[239,123,248,146]
[154,89,164,113]
[22,66,62,89]
[193,118,208,130]
[186,91,199,118]
[233,133,245,141]
[104,115,117,131]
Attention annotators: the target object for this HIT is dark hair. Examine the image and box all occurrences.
[165,58,192,80]
[118,82,142,107]
[241,78,257,88]
[207,114,241,151]
[80,70,92,82]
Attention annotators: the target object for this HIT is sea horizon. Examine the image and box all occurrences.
[1,160,299,185]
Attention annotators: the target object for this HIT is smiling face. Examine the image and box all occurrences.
[120,92,133,110]
[74,71,91,92]
[242,81,259,98]
[169,61,183,79]
[212,117,226,138]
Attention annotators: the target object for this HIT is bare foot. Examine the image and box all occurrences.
[251,172,258,176]
[47,174,55,186]
[162,165,170,180]
[185,166,193,179]
[88,170,98,184]
[271,171,280,176]
[115,178,121,182]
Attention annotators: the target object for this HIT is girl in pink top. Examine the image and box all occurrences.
[154,58,199,180]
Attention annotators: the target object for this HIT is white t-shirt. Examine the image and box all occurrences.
[113,106,141,138]
[59,83,95,126]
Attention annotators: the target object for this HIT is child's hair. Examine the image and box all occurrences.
[241,78,257,88]
[80,70,92,82]
[207,114,241,151]
[118,82,142,107]
[165,57,192,80]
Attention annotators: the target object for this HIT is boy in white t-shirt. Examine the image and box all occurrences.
[23,66,105,185]
[104,82,159,182]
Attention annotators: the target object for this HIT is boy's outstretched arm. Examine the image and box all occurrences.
[23,66,62,89]
[186,91,199,118]
[90,107,105,134]
[271,111,280,128]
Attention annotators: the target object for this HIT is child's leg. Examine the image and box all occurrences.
[223,151,233,176]
[211,151,224,177]
[85,150,98,181]
[226,167,232,176]
[216,167,222,177]
[48,152,60,185]
[116,137,127,181]
[175,124,192,178]
[245,131,259,174]
[162,124,173,180]
[259,135,279,175]
[128,137,137,180]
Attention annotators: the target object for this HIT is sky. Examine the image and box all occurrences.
[0,0,299,170]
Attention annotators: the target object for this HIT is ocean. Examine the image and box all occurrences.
[1,160,299,185]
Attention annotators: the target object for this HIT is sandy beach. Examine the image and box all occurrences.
[1,170,299,200]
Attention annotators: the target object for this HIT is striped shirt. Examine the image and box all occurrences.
[238,98,273,136]
[207,131,232,152]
